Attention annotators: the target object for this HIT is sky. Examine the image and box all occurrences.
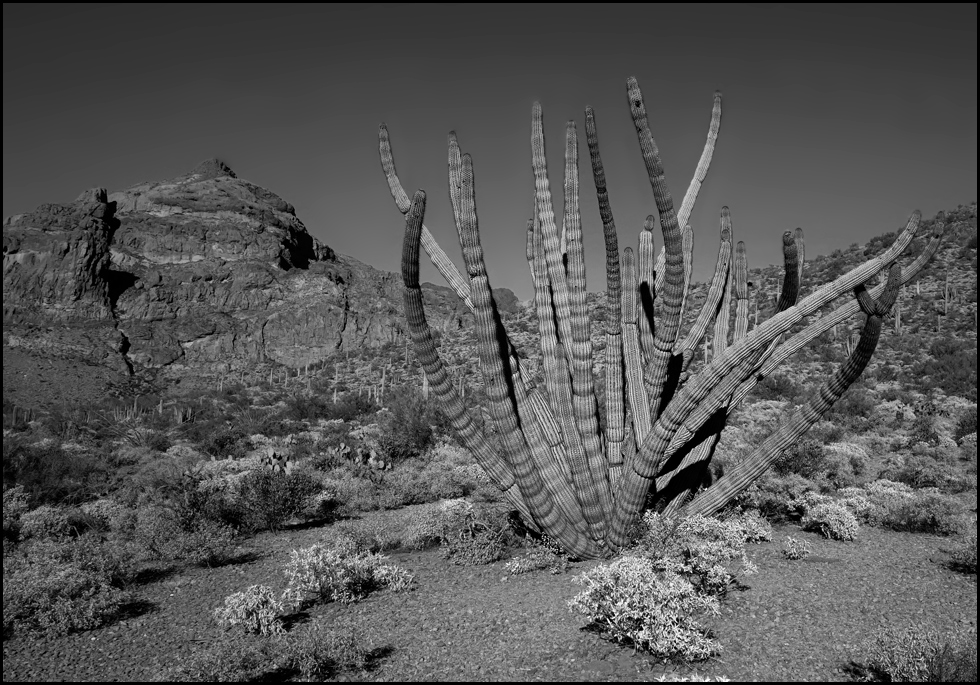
[3,4,976,301]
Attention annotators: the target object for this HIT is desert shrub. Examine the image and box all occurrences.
[213,585,284,636]
[504,538,569,576]
[3,485,32,540]
[948,531,977,574]
[826,387,877,430]
[234,469,322,532]
[325,472,393,514]
[377,388,434,465]
[568,556,721,662]
[134,506,236,566]
[782,536,812,560]
[735,472,818,520]
[879,488,967,536]
[405,498,476,549]
[730,509,774,543]
[755,374,802,402]
[18,505,72,540]
[801,501,859,540]
[320,519,402,554]
[308,393,379,422]
[3,543,130,637]
[887,453,952,489]
[863,624,977,682]
[282,541,414,607]
[954,407,977,444]
[2,441,109,505]
[162,634,274,682]
[441,526,505,566]
[773,439,830,480]
[629,513,758,596]
[199,425,249,460]
[404,498,509,565]
[282,621,369,680]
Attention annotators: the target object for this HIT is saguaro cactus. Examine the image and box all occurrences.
[380,77,946,560]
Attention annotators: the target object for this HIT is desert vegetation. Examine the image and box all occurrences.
[3,74,977,681]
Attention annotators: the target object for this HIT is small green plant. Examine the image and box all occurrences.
[568,556,721,662]
[282,621,369,680]
[162,634,273,682]
[948,530,977,574]
[504,538,569,576]
[863,623,978,682]
[213,585,285,636]
[781,536,812,560]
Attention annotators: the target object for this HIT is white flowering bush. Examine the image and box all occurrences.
[213,585,284,636]
[282,541,414,607]
[730,509,773,543]
[801,501,860,541]
[405,498,474,549]
[631,513,757,596]
[782,536,812,560]
[568,556,721,661]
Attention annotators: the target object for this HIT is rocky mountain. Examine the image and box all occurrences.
[2,159,518,407]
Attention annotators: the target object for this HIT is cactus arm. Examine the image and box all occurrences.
[526,219,536,287]
[621,247,653,447]
[732,241,750,342]
[660,229,808,464]
[448,132,463,228]
[608,209,919,544]
[562,122,606,495]
[680,224,695,322]
[530,201,605,551]
[678,92,723,243]
[752,213,945,383]
[637,216,658,381]
[586,106,627,491]
[627,77,686,424]
[683,264,903,518]
[388,125,561,449]
[400,190,515,492]
[676,208,733,366]
[380,123,474,308]
[455,153,593,552]
[655,90,722,294]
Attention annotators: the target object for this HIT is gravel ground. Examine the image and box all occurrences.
[3,519,976,682]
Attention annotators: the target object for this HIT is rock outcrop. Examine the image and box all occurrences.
[3,159,517,395]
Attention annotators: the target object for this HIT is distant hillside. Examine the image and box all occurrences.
[2,159,518,409]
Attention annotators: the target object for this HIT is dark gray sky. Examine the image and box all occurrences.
[4,4,976,300]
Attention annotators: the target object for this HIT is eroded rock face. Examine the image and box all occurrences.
[3,188,118,322]
[3,159,513,385]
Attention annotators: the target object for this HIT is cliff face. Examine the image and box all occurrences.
[3,187,119,323]
[2,159,514,401]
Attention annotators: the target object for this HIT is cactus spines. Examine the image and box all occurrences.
[382,77,944,560]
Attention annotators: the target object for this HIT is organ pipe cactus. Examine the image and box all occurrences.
[380,77,946,560]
